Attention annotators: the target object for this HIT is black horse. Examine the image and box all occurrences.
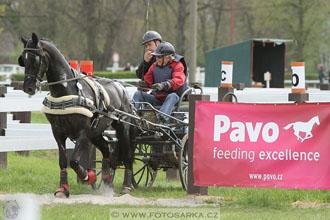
[18,33,135,197]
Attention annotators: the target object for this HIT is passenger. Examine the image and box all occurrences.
[132,42,187,123]
[136,30,162,79]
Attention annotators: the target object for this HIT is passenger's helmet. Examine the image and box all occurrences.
[151,42,175,56]
[141,31,162,45]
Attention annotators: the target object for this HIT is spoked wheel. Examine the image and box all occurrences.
[179,134,188,191]
[132,144,157,188]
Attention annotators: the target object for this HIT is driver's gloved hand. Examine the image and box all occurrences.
[137,80,147,91]
[151,81,169,91]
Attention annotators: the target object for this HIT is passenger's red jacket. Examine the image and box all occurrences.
[144,60,186,101]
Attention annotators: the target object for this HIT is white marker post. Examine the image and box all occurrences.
[291,62,306,93]
[218,61,234,102]
[220,61,233,87]
[288,62,309,103]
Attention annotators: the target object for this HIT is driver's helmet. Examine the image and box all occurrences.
[141,31,162,45]
[151,42,175,57]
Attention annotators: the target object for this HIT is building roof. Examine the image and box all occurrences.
[252,38,296,45]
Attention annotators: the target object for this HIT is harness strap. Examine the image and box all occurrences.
[43,96,95,111]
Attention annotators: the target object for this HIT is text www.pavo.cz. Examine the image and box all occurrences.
[249,173,283,181]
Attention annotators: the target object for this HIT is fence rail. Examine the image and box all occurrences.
[2,82,330,169]
[0,86,73,169]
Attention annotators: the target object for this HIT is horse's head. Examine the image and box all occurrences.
[314,116,320,125]
[18,33,49,95]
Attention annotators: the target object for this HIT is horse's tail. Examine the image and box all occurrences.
[283,123,294,130]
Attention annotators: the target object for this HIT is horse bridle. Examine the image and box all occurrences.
[22,46,86,89]
[23,47,48,89]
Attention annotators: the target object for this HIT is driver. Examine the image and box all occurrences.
[132,42,187,123]
[136,30,162,79]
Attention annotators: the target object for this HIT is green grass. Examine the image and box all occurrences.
[31,111,49,124]
[209,187,330,210]
[1,150,330,219]
[39,204,330,220]
[0,152,94,195]
[1,202,329,220]
[1,109,326,219]
[1,152,330,203]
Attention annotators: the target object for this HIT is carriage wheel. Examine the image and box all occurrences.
[178,134,188,191]
[132,144,157,188]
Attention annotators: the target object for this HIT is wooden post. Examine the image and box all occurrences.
[288,93,309,103]
[187,94,209,195]
[10,81,24,90]
[232,83,245,90]
[218,87,234,102]
[0,86,7,170]
[320,84,330,90]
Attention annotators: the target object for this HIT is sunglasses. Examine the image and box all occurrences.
[156,56,164,59]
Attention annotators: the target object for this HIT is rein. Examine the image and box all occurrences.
[39,75,90,87]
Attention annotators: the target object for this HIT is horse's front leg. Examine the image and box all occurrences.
[54,135,70,198]
[91,135,114,188]
[294,131,302,141]
[69,135,96,185]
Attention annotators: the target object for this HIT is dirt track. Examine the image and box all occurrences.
[0,192,222,207]
[2,193,329,208]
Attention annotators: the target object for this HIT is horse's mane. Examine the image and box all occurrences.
[40,38,70,66]
[40,37,53,43]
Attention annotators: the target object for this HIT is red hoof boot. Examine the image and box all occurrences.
[120,185,131,194]
[102,174,114,188]
[54,184,69,198]
[85,170,97,184]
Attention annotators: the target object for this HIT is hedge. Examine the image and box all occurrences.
[93,71,136,79]
[11,73,25,81]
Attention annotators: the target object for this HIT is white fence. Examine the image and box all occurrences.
[1,85,330,153]
[0,87,74,153]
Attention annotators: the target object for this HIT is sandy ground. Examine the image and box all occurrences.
[1,192,329,208]
[292,201,330,209]
[0,192,222,207]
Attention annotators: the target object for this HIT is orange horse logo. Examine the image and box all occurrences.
[283,116,320,143]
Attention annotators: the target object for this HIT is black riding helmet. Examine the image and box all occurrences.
[141,31,162,45]
[152,42,175,57]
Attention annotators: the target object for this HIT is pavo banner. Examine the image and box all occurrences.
[193,101,330,189]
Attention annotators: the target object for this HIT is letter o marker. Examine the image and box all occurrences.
[291,62,305,93]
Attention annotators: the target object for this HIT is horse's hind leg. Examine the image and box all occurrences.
[69,135,96,185]
[91,135,114,187]
[54,135,70,198]
[113,121,134,194]
[303,132,313,141]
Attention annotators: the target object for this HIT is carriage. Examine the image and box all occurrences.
[19,32,201,197]
[93,85,202,191]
